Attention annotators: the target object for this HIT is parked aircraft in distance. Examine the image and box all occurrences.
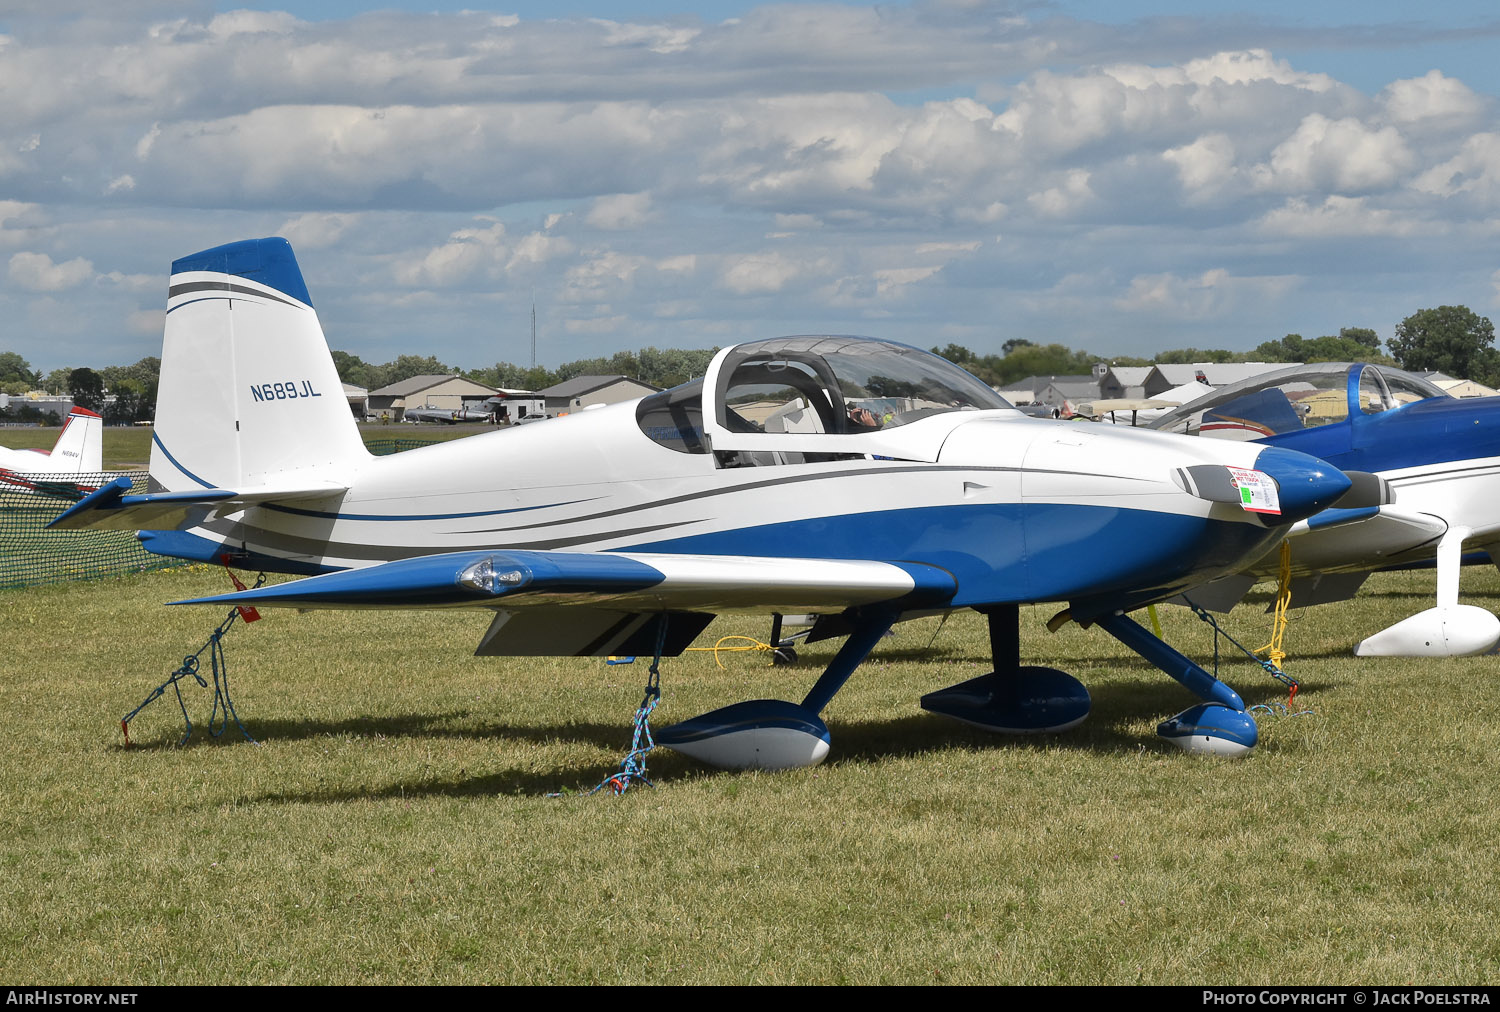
[55,238,1366,765]
[1152,362,1500,656]
[0,407,105,494]
[403,404,493,425]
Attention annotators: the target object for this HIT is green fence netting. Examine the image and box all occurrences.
[0,471,185,590]
[364,437,447,456]
[2,438,449,591]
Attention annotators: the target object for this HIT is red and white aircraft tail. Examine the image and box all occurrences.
[0,406,104,483]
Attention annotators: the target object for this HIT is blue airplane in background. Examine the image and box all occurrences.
[52,238,1366,766]
[1152,362,1500,656]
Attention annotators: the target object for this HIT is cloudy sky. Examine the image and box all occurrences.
[3,1,1499,375]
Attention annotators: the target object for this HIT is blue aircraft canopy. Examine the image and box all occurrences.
[1148,362,1447,439]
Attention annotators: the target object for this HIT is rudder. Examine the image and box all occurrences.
[49,407,103,473]
[151,237,368,491]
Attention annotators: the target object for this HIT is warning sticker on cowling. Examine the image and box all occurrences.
[1225,466,1281,515]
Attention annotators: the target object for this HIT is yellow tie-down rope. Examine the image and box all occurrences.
[1257,541,1293,670]
[686,635,777,668]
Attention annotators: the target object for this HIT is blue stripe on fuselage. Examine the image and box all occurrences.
[1262,396,1500,474]
[624,502,1277,607]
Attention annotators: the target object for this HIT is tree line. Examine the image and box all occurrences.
[329,345,720,394]
[3,304,1495,424]
[934,307,1498,389]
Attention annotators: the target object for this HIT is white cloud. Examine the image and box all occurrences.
[507,231,575,269]
[393,221,506,287]
[0,200,39,229]
[1257,196,1425,238]
[1115,268,1298,318]
[564,251,647,301]
[585,192,653,230]
[720,251,828,295]
[656,254,696,275]
[206,10,300,38]
[914,241,980,255]
[8,251,93,291]
[277,212,361,249]
[1163,133,1237,197]
[1381,71,1485,127]
[1256,114,1414,193]
[0,10,1497,371]
[98,270,156,290]
[719,251,805,294]
[1413,133,1500,205]
[874,265,942,296]
[1028,169,1093,217]
[590,19,700,55]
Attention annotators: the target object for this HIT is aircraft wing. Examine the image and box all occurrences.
[46,475,349,532]
[174,549,958,613]
[172,549,960,657]
[1273,505,1448,576]
[1170,504,1450,614]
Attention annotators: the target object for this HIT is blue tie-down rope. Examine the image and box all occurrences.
[554,619,668,797]
[1185,600,1313,717]
[120,575,265,747]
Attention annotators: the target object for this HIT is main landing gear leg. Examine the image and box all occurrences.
[1094,610,1258,756]
[1353,524,1500,657]
[655,606,899,771]
[919,604,1092,734]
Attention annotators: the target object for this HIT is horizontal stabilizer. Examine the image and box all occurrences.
[47,475,348,532]
[171,549,958,613]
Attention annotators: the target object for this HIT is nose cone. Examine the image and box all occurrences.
[1253,445,1352,525]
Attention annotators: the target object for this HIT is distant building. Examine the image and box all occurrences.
[0,392,75,422]
[483,389,547,424]
[367,374,501,421]
[1144,363,1298,398]
[1036,378,1101,411]
[1433,378,1499,399]
[538,375,660,414]
[342,383,369,421]
[1097,366,1153,400]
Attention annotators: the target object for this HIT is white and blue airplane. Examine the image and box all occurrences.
[52,238,1363,766]
[1151,363,1500,656]
[0,406,105,494]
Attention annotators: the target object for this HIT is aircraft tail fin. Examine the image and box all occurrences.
[50,407,103,473]
[150,237,369,491]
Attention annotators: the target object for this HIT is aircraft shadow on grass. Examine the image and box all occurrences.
[125,669,1334,804]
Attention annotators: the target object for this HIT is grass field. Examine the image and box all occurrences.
[2,563,1498,984]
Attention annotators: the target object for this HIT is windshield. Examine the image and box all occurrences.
[714,336,1009,435]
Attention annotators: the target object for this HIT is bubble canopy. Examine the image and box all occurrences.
[1147,362,1448,439]
[636,336,1011,458]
